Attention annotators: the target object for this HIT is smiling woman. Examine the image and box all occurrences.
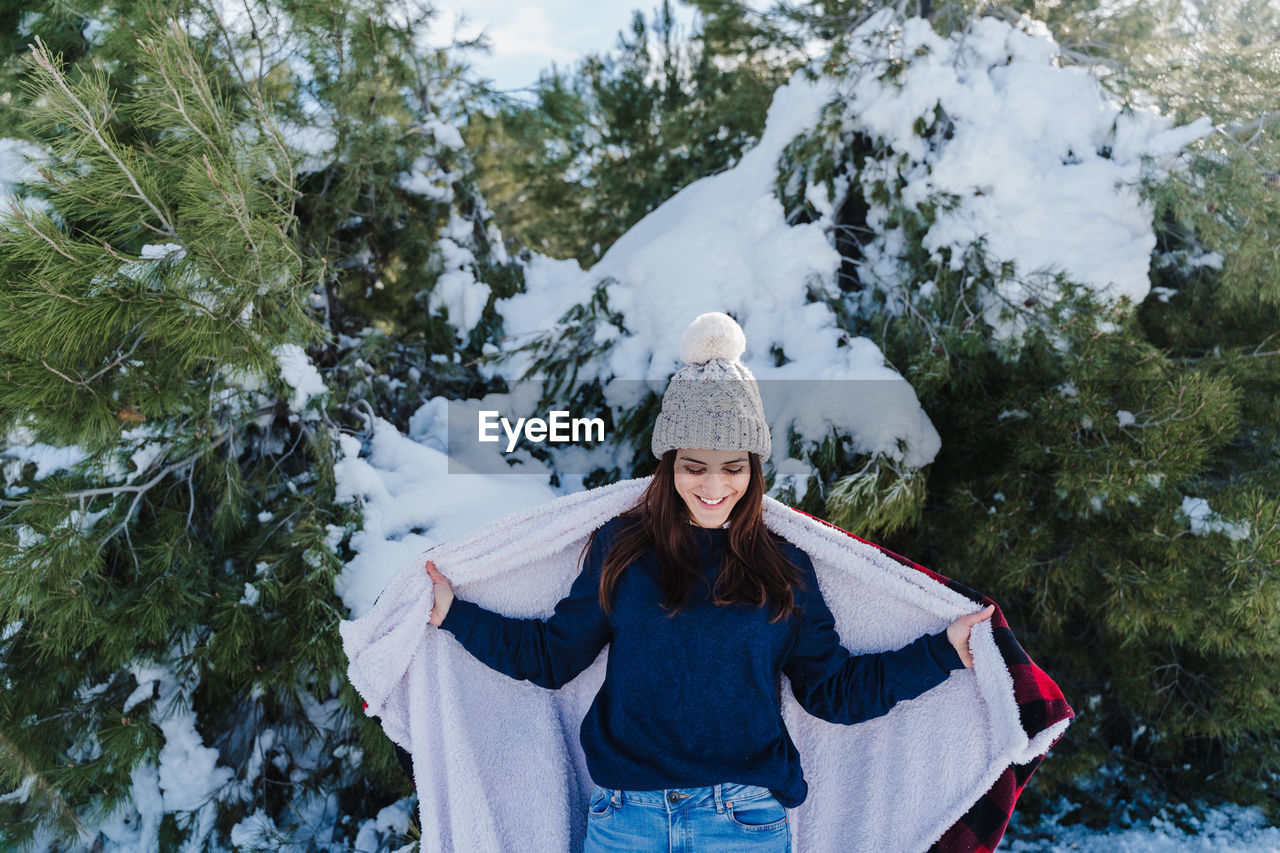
[417,312,995,852]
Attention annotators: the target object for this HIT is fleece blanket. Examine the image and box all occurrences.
[339,476,1073,853]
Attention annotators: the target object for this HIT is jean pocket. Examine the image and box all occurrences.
[588,786,614,820]
[725,793,787,832]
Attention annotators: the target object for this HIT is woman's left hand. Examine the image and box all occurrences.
[946,604,996,668]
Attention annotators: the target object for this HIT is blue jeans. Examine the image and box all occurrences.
[584,781,791,852]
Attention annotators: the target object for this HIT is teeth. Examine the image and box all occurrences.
[697,496,726,506]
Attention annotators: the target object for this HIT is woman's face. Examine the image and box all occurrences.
[672,448,751,528]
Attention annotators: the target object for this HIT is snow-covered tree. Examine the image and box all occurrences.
[464,0,804,266]
[0,0,522,847]
[771,6,1280,818]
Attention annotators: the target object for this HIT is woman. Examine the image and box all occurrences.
[424,312,994,852]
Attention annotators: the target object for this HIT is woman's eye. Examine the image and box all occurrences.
[726,468,744,475]
[683,467,706,475]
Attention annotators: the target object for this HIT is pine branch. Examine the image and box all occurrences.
[36,356,99,399]
[202,154,262,258]
[1169,331,1280,363]
[201,0,253,94]
[138,35,225,159]
[1057,47,1123,70]
[240,0,269,90]
[85,331,146,384]
[0,436,229,510]
[1221,110,1280,145]
[5,201,77,263]
[29,36,178,238]
[0,729,89,844]
[94,434,233,548]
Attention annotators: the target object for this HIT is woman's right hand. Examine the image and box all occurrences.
[425,560,454,627]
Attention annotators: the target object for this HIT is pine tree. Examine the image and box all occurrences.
[464,0,805,266]
[1,0,523,845]
[0,20,357,847]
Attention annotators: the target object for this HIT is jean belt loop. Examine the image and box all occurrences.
[611,787,621,807]
[714,783,725,814]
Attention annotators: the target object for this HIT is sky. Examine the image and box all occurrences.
[427,0,704,95]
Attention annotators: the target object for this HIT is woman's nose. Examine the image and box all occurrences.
[705,474,732,496]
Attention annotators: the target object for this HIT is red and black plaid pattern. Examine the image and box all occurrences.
[790,508,1074,853]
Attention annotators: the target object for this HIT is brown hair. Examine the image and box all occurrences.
[581,450,810,623]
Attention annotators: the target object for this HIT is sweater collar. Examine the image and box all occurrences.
[689,522,729,549]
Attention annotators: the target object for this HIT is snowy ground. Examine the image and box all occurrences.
[1005,802,1280,852]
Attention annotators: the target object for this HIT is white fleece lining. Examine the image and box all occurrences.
[339,476,1068,852]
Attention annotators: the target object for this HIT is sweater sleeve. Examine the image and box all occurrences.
[782,548,965,725]
[436,522,614,690]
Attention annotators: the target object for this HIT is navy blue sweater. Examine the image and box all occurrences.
[438,516,964,808]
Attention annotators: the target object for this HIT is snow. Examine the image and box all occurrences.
[352,796,415,852]
[239,582,260,606]
[2,442,90,481]
[1008,803,1280,852]
[396,154,456,202]
[145,667,234,813]
[495,70,840,364]
[425,115,465,150]
[274,343,328,413]
[122,677,156,715]
[127,441,167,484]
[228,810,277,848]
[81,16,111,45]
[1179,495,1251,541]
[773,457,814,503]
[331,416,558,617]
[831,9,1212,343]
[427,238,490,337]
[275,114,339,175]
[0,138,46,207]
[489,66,942,477]
[96,659,236,849]
[140,242,184,260]
[117,244,188,284]
[0,775,36,806]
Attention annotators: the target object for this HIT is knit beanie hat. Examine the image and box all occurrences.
[651,312,771,460]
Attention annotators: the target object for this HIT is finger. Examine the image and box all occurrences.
[960,605,996,625]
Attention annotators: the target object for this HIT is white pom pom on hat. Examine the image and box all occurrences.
[652,311,771,460]
[679,311,747,365]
